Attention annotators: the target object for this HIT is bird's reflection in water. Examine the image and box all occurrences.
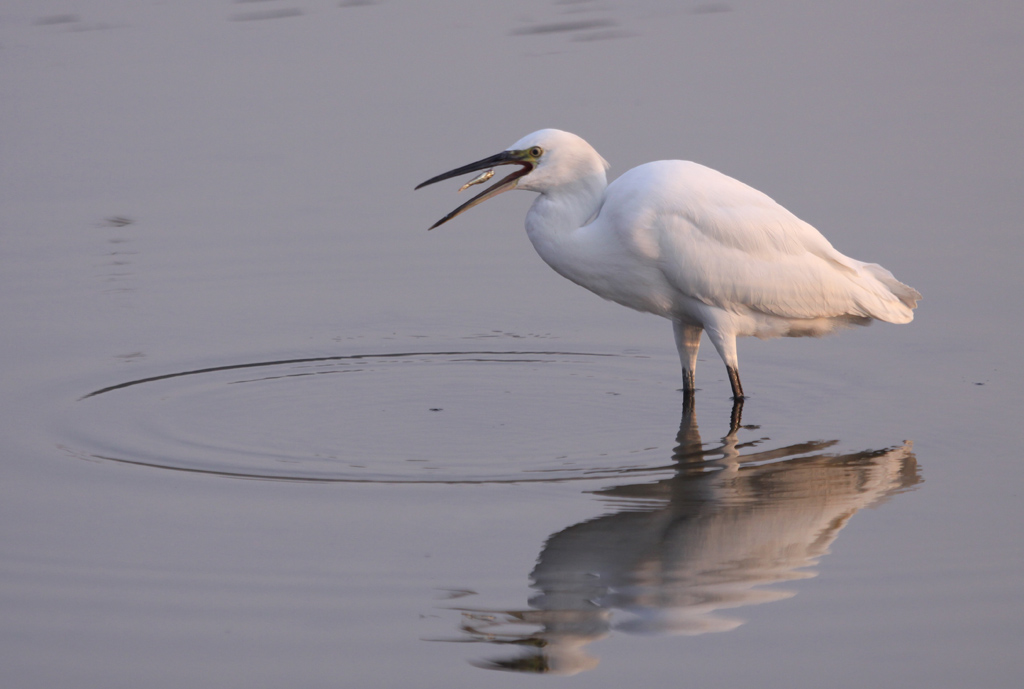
[447,398,920,675]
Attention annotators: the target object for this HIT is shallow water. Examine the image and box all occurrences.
[2,1,1023,686]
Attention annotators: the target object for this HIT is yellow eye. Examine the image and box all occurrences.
[529,146,544,158]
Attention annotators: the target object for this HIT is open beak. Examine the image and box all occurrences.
[415,150,534,230]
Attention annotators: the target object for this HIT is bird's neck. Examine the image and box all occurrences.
[523,172,608,287]
[524,173,606,244]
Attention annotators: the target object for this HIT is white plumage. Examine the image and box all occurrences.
[417,129,920,398]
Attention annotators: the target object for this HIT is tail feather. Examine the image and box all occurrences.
[861,263,921,323]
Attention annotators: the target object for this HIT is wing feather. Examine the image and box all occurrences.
[602,161,918,323]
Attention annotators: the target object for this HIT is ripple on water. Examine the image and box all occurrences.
[59,351,682,484]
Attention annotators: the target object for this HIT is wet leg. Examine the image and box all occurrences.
[672,321,702,394]
[704,324,745,400]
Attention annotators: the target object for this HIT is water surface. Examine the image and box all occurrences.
[2,1,1022,686]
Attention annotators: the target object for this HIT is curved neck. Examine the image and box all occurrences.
[523,172,608,285]
[524,172,607,244]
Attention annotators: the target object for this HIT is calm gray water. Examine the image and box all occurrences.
[2,1,1022,686]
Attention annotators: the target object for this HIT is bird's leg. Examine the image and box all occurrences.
[672,321,702,394]
[727,366,744,400]
[704,324,746,400]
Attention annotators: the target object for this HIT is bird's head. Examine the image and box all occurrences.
[415,129,609,230]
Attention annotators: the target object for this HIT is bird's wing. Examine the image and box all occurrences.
[604,161,918,322]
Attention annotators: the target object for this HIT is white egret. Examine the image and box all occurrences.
[416,129,920,399]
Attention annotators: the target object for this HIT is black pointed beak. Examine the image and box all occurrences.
[416,150,534,230]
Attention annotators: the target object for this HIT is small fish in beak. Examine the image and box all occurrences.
[415,148,540,230]
[458,169,495,192]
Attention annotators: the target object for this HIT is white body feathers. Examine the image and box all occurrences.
[511,129,919,396]
[421,128,920,397]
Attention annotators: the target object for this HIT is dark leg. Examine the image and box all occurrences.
[704,324,743,400]
[727,365,744,400]
[681,368,695,393]
[673,322,702,394]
